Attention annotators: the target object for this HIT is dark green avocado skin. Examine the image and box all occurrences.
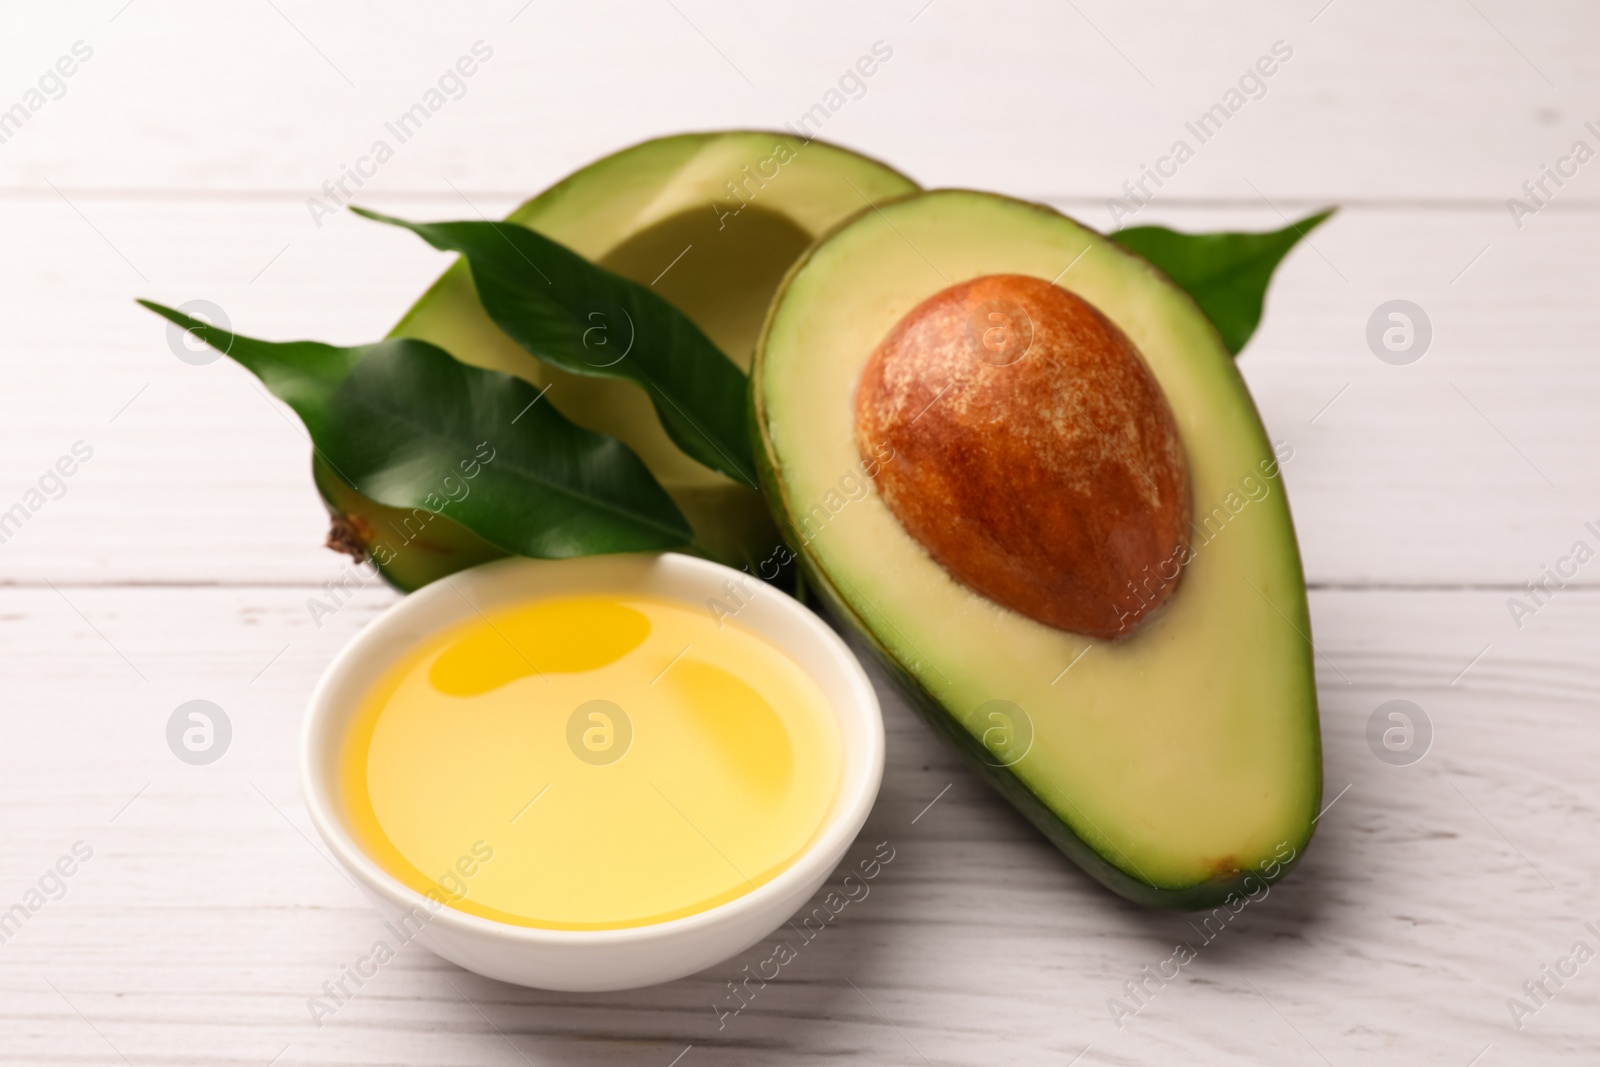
[749,389,1317,911]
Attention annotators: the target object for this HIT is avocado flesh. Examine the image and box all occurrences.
[318,132,918,590]
[753,189,1321,907]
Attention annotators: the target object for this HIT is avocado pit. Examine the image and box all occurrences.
[854,274,1190,639]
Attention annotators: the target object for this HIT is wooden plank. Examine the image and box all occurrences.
[0,1,1591,202]
[0,584,1594,1063]
[0,195,1591,587]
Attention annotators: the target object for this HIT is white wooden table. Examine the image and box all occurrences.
[2,2,1597,1063]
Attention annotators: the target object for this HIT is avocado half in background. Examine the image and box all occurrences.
[318,131,918,591]
[752,190,1321,908]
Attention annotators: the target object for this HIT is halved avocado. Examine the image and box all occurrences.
[753,189,1321,908]
[320,131,918,590]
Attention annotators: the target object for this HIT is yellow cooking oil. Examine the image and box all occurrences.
[338,593,843,930]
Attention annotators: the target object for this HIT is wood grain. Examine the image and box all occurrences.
[0,0,1594,1062]
[0,198,1593,589]
[1,586,1596,1064]
[0,0,1593,202]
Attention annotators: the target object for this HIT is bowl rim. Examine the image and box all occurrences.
[300,551,886,948]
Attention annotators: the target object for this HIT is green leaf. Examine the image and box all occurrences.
[1110,209,1334,356]
[137,300,692,557]
[351,207,757,487]
[323,342,692,556]
[137,299,361,439]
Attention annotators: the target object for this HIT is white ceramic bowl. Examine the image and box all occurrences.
[301,552,884,992]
